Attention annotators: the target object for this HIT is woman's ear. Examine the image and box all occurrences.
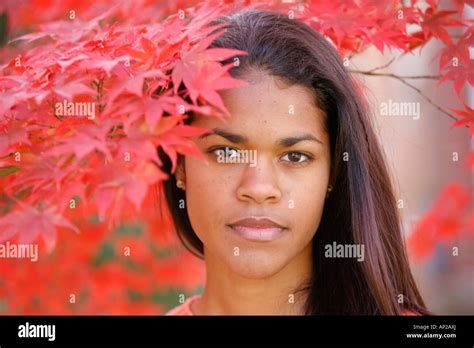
[326,171,335,199]
[175,156,186,190]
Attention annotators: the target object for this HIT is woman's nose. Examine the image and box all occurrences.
[236,155,282,204]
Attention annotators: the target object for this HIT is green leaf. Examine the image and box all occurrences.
[92,243,115,267]
[0,166,21,176]
[150,288,184,308]
[114,222,143,236]
[127,289,145,302]
[149,243,172,260]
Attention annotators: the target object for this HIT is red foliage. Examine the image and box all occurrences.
[408,183,473,261]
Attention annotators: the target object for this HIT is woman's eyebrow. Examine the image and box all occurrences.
[199,128,246,143]
[199,127,323,146]
[278,134,323,147]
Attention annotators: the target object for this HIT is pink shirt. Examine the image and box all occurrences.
[164,294,420,315]
[165,295,201,315]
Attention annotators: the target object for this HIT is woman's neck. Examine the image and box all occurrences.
[192,244,313,315]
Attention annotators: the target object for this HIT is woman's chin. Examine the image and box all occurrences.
[223,251,287,280]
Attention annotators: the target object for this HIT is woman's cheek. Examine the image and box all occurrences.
[287,175,327,239]
[184,157,231,243]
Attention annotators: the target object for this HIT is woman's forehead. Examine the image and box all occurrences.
[191,73,327,142]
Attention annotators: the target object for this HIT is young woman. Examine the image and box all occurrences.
[159,8,428,315]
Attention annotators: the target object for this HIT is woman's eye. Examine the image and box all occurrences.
[281,152,313,165]
[210,146,241,161]
[208,147,312,166]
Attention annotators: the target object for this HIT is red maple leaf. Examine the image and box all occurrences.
[421,9,463,45]
[0,202,79,252]
[450,104,474,136]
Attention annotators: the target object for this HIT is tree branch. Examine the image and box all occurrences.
[352,70,441,80]
[349,69,461,124]
[364,58,396,73]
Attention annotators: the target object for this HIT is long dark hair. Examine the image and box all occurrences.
[158,8,428,315]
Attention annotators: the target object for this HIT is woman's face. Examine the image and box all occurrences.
[177,72,331,279]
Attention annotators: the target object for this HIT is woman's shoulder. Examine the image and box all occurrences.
[164,298,422,315]
[401,308,423,316]
[164,294,201,315]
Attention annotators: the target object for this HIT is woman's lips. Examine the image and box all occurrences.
[227,225,286,242]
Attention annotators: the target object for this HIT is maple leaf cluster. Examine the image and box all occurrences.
[0,0,250,249]
[0,0,472,313]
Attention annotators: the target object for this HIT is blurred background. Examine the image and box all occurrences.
[351,6,473,313]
